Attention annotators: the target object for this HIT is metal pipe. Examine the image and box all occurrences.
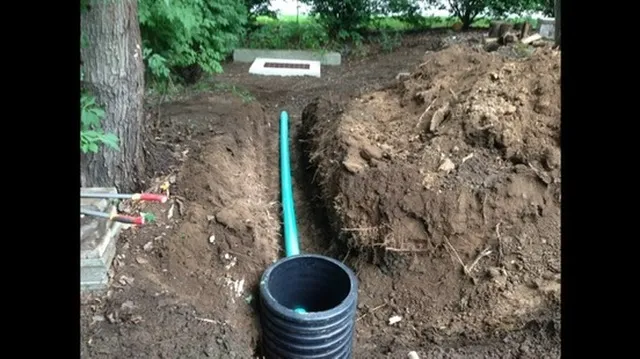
[80,192,167,203]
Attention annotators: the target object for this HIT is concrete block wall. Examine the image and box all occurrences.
[80,187,123,292]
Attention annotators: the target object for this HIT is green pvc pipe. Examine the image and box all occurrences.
[279,110,307,314]
[280,111,301,258]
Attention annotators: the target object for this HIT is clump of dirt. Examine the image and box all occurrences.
[302,44,561,351]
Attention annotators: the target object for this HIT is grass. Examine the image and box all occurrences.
[256,14,538,31]
[146,79,255,104]
[246,14,539,51]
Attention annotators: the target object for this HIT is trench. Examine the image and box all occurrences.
[248,101,561,357]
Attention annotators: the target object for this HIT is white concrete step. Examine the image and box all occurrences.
[249,58,321,78]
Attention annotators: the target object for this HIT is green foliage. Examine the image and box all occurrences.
[301,0,373,37]
[142,212,157,223]
[424,0,547,28]
[80,93,119,154]
[435,0,490,29]
[245,0,276,28]
[370,0,423,27]
[377,28,402,53]
[535,0,554,16]
[486,0,546,18]
[138,0,247,84]
[246,21,330,50]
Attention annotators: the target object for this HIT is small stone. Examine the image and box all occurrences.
[208,235,216,244]
[396,72,411,81]
[135,256,149,265]
[121,300,135,310]
[90,315,105,325]
[543,146,561,170]
[207,215,215,222]
[360,144,383,161]
[438,158,456,173]
[118,275,134,286]
[143,241,153,251]
[388,315,402,325]
[106,312,117,323]
[408,351,420,359]
[216,208,245,231]
[487,267,502,278]
[342,160,364,174]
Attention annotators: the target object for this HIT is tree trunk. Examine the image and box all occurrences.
[461,14,473,31]
[80,0,145,192]
[498,23,514,37]
[554,0,561,46]
[488,21,503,37]
[520,22,531,39]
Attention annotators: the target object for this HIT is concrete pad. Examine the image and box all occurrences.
[233,48,341,66]
[249,58,321,78]
[538,18,555,39]
[81,187,123,292]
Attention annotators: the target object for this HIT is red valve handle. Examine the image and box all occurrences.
[111,215,145,225]
[137,193,168,203]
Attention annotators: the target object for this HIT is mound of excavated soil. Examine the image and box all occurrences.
[303,44,560,261]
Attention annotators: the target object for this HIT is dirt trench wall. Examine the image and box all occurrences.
[302,45,561,265]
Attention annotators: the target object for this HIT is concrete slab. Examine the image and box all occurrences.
[234,48,341,66]
[249,58,321,78]
[81,187,123,292]
[538,18,555,39]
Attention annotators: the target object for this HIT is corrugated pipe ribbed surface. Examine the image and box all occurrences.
[259,254,359,359]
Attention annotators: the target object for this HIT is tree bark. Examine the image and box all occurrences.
[520,22,531,39]
[80,0,145,192]
[554,0,561,46]
[498,23,514,37]
[488,21,503,37]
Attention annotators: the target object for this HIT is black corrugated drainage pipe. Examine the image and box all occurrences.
[259,254,359,359]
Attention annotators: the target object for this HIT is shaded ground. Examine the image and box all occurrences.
[80,32,560,358]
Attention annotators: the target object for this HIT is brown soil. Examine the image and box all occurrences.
[80,33,561,358]
[302,44,560,356]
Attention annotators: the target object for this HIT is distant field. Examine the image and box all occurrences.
[246,14,539,51]
[256,14,538,30]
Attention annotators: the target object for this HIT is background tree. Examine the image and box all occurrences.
[245,0,277,29]
[81,0,146,192]
[301,0,373,38]
[138,0,247,85]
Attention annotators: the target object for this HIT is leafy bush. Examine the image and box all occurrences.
[486,0,546,18]
[138,0,247,83]
[245,0,276,29]
[301,0,373,38]
[80,93,119,154]
[370,0,423,27]
[246,21,330,50]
